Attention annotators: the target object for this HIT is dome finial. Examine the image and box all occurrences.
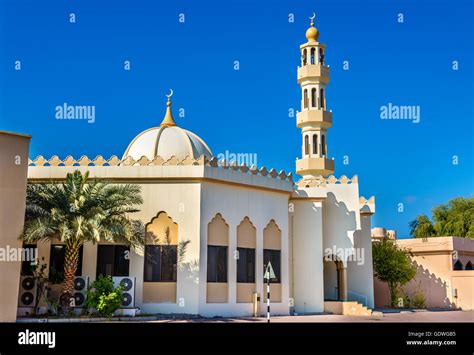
[306,12,319,42]
[160,89,177,127]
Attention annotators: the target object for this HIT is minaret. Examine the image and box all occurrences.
[296,14,334,177]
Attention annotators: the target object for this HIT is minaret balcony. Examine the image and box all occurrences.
[297,110,332,128]
[296,157,335,177]
[297,64,330,84]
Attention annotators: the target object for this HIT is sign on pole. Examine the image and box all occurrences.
[264,262,275,323]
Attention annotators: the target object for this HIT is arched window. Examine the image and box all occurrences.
[321,135,326,155]
[466,261,473,270]
[311,88,317,108]
[302,49,307,66]
[304,135,309,155]
[263,220,282,299]
[207,213,229,303]
[453,260,463,270]
[320,88,325,109]
[312,134,318,155]
[310,48,316,64]
[236,217,257,303]
[303,89,308,109]
[144,211,178,303]
[319,48,324,65]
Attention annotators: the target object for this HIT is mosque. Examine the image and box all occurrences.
[5,17,376,318]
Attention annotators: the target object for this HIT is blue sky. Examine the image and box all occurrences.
[0,0,472,238]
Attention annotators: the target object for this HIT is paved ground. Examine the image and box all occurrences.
[148,310,474,323]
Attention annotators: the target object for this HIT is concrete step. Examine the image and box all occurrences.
[324,300,377,317]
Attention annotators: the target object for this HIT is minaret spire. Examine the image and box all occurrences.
[160,89,177,127]
[295,15,334,177]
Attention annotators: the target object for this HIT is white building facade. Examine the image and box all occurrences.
[22,18,376,317]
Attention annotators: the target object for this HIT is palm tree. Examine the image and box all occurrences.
[21,170,143,308]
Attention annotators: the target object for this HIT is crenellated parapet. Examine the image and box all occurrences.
[359,196,376,215]
[295,174,358,188]
[29,155,123,167]
[28,155,294,182]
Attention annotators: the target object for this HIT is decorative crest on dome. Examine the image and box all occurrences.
[309,12,315,26]
[306,12,319,42]
[160,89,177,127]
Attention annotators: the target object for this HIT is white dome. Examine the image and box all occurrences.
[123,125,213,161]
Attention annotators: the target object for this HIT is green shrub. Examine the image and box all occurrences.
[85,275,124,317]
[397,289,411,309]
[412,291,426,309]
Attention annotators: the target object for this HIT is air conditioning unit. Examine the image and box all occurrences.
[18,276,37,307]
[73,276,89,308]
[113,276,135,308]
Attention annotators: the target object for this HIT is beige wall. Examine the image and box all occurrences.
[143,282,177,303]
[263,283,282,303]
[199,181,291,316]
[452,272,474,310]
[0,131,30,322]
[206,283,228,303]
[26,163,293,317]
[347,214,375,308]
[374,237,474,310]
[237,283,256,303]
[292,199,324,313]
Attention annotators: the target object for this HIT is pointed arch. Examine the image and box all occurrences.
[304,135,309,155]
[310,47,316,64]
[311,88,317,107]
[312,134,318,155]
[237,217,256,249]
[302,48,307,66]
[320,88,325,109]
[453,260,463,270]
[263,220,281,250]
[321,134,326,155]
[208,213,229,246]
[145,211,178,245]
[303,89,308,109]
[207,213,229,302]
[143,212,178,302]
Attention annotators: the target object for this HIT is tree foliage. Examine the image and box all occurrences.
[409,197,474,239]
[21,170,143,308]
[372,239,417,307]
[85,275,124,318]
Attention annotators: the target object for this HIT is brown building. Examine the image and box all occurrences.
[0,131,31,322]
[374,236,474,310]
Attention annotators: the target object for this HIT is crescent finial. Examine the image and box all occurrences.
[309,12,316,21]
[166,89,173,98]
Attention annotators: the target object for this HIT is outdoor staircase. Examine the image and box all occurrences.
[324,301,381,317]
